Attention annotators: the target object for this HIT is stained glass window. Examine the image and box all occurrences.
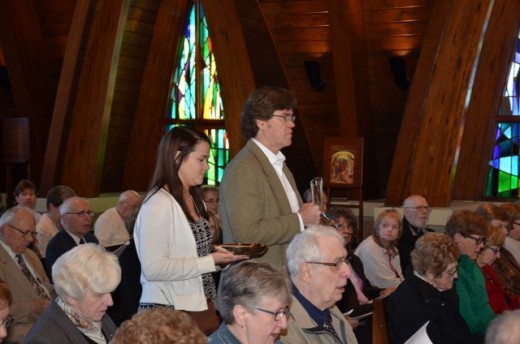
[168,1,228,186]
[485,30,520,198]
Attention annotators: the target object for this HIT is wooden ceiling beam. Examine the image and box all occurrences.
[60,0,130,196]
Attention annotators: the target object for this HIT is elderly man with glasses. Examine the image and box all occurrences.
[0,206,54,343]
[45,197,99,281]
[282,225,358,344]
[399,195,435,273]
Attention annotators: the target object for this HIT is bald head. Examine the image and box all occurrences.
[403,195,430,228]
[0,206,37,254]
[117,190,141,222]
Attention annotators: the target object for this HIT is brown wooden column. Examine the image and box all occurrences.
[454,2,520,200]
[385,0,495,207]
[60,0,130,196]
[40,0,94,194]
[122,0,188,191]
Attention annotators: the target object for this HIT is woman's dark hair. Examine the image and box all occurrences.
[14,179,36,196]
[147,127,211,221]
[475,203,510,223]
[445,210,489,238]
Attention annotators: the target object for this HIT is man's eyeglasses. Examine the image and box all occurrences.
[307,257,348,271]
[66,210,95,217]
[256,306,291,321]
[461,233,487,246]
[7,224,36,239]
[1,315,14,328]
[272,114,296,122]
[403,206,431,212]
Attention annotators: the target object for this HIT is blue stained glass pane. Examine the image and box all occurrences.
[168,1,229,185]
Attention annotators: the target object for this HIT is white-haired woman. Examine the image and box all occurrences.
[25,244,121,344]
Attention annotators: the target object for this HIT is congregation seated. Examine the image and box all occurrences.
[0,206,53,343]
[354,209,404,289]
[387,232,475,344]
[94,190,141,248]
[45,197,99,280]
[445,210,495,339]
[326,207,393,344]
[210,261,290,343]
[112,307,206,344]
[25,244,120,344]
[36,185,76,260]
[476,226,520,313]
[0,282,13,343]
[282,225,358,343]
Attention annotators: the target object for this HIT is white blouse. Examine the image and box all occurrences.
[354,235,404,289]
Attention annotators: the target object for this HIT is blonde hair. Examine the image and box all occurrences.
[112,308,206,344]
[411,232,459,278]
[373,209,402,254]
[486,226,506,247]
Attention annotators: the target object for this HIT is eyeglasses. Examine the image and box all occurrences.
[7,224,36,239]
[66,210,95,217]
[486,246,501,254]
[403,206,431,212]
[1,315,14,328]
[307,257,348,271]
[443,268,458,278]
[461,233,487,246]
[256,306,291,321]
[272,114,296,122]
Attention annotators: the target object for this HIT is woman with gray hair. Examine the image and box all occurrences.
[209,261,290,344]
[387,232,474,344]
[25,244,121,344]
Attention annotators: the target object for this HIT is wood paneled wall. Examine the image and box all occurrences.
[385,0,520,206]
[0,0,518,205]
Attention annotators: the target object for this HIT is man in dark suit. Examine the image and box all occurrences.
[0,206,54,343]
[398,195,434,272]
[45,197,98,279]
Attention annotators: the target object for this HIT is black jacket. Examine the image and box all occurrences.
[336,252,381,314]
[397,217,434,272]
[387,273,475,344]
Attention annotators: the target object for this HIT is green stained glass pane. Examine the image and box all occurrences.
[171,6,196,120]
[486,30,520,198]
[169,1,228,185]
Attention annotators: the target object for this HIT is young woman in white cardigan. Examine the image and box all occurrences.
[134,127,246,334]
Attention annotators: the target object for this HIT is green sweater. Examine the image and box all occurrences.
[455,254,496,335]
